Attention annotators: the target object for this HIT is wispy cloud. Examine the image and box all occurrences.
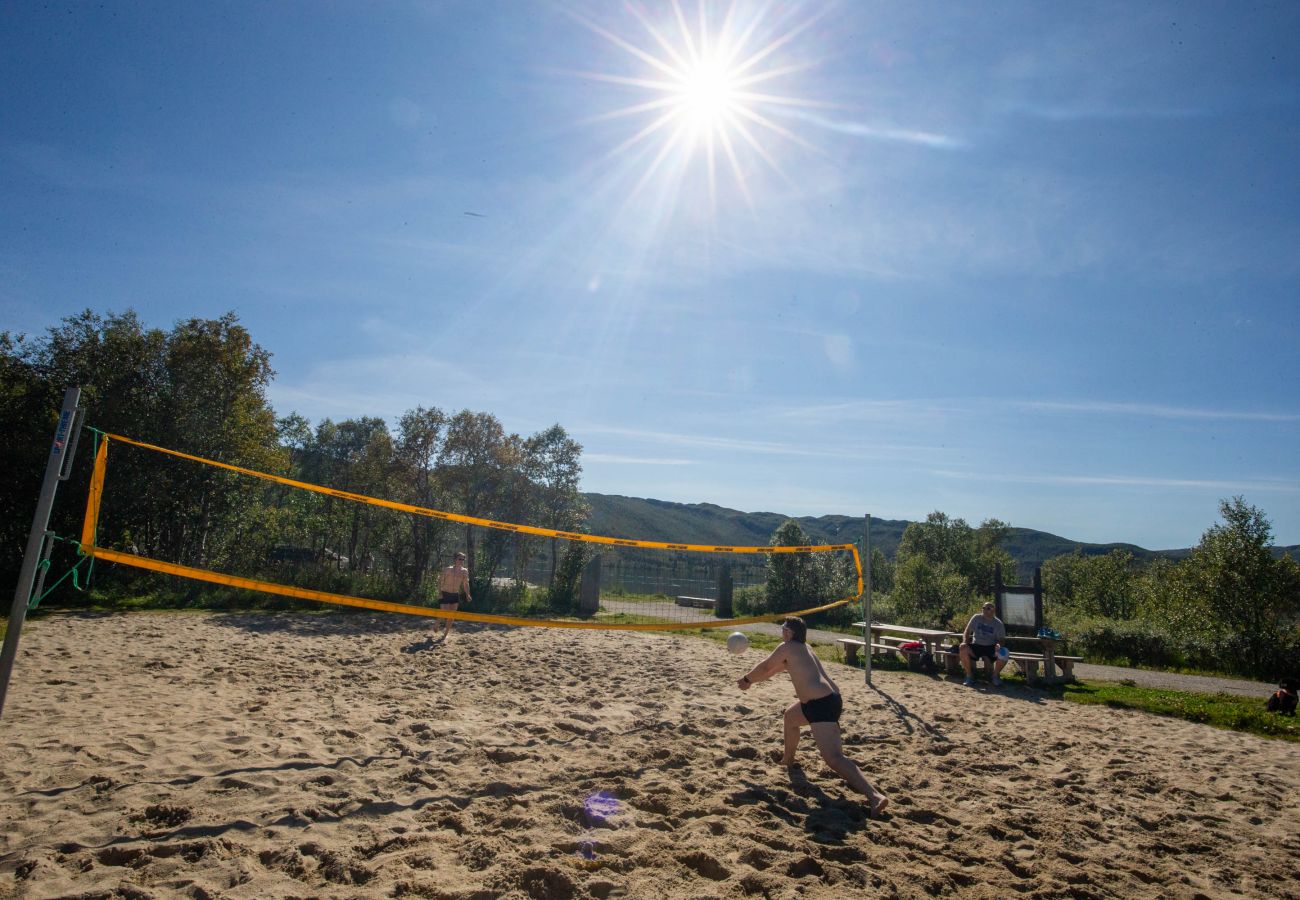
[577,424,948,461]
[584,453,696,466]
[1020,400,1300,423]
[1001,101,1207,122]
[933,469,1300,494]
[771,396,1300,426]
[771,398,967,427]
[781,109,966,149]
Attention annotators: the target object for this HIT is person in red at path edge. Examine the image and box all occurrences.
[737,616,889,817]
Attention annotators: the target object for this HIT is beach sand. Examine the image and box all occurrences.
[2,611,1297,899]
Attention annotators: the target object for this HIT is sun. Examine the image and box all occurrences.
[568,0,825,208]
[678,58,741,136]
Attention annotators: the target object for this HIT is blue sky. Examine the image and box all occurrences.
[3,1,1298,550]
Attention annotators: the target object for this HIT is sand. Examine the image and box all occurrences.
[1,611,1298,899]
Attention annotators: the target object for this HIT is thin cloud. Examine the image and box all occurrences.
[1021,400,1300,423]
[584,453,696,466]
[578,424,948,461]
[772,398,967,427]
[932,469,1300,494]
[781,109,966,149]
[1002,101,1206,122]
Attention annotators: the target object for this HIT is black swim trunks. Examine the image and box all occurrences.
[800,692,843,724]
[967,643,997,661]
[439,591,460,606]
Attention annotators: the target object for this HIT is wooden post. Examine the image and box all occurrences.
[715,563,733,619]
[578,554,601,616]
[1033,567,1043,630]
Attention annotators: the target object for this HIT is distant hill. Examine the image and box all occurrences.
[583,493,1298,581]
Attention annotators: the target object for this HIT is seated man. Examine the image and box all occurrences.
[959,602,1007,687]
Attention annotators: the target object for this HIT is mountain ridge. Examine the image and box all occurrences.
[583,492,1298,579]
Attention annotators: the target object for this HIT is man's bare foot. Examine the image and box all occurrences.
[769,749,796,766]
[868,794,889,818]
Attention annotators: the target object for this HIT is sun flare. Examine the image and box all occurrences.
[570,0,825,208]
[678,58,742,135]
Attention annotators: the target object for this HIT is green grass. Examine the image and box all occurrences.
[1055,679,1299,741]
[837,652,1298,742]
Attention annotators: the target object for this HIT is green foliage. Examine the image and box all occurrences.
[543,538,590,615]
[1042,549,1138,620]
[733,584,767,616]
[760,520,856,618]
[1140,498,1300,679]
[1,308,590,618]
[888,512,1015,628]
[1060,616,1177,668]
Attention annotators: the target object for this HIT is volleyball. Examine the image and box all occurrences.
[726,632,749,655]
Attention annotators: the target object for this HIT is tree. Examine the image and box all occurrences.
[1178,498,1300,675]
[1042,550,1137,621]
[391,407,449,592]
[891,511,1016,627]
[522,424,587,588]
[437,411,510,596]
[0,310,282,594]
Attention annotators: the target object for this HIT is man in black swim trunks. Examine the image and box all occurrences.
[434,551,471,640]
[737,616,888,816]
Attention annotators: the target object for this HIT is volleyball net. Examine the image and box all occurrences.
[77,433,863,630]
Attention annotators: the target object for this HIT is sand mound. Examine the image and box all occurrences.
[1,611,1296,898]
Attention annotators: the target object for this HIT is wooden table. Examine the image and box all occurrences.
[1002,634,1079,684]
[843,623,963,672]
[852,623,961,655]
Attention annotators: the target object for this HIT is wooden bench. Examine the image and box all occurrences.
[838,638,902,665]
[674,595,716,610]
[840,636,949,672]
[1008,653,1082,684]
[837,637,867,665]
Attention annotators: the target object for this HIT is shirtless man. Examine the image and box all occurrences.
[435,551,471,640]
[737,616,888,816]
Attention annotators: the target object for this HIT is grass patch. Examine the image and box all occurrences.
[1055,680,1299,741]
[592,611,679,627]
[835,651,1295,741]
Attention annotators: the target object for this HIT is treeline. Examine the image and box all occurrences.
[1,310,588,610]
[862,506,1300,680]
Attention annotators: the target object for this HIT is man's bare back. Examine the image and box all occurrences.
[438,564,469,595]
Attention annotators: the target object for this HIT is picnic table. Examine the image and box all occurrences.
[1001,633,1080,684]
[839,623,963,671]
[840,622,1081,684]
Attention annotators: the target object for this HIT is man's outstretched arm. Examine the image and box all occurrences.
[738,645,787,690]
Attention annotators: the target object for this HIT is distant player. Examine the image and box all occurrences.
[737,616,888,817]
[435,551,472,640]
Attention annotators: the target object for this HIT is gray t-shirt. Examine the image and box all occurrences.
[965,613,1006,647]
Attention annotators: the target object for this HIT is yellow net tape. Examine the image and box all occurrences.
[79,433,864,630]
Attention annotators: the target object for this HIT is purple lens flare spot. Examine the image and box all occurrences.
[583,791,619,823]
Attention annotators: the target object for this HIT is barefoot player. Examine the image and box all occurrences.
[436,551,471,640]
[737,616,888,816]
